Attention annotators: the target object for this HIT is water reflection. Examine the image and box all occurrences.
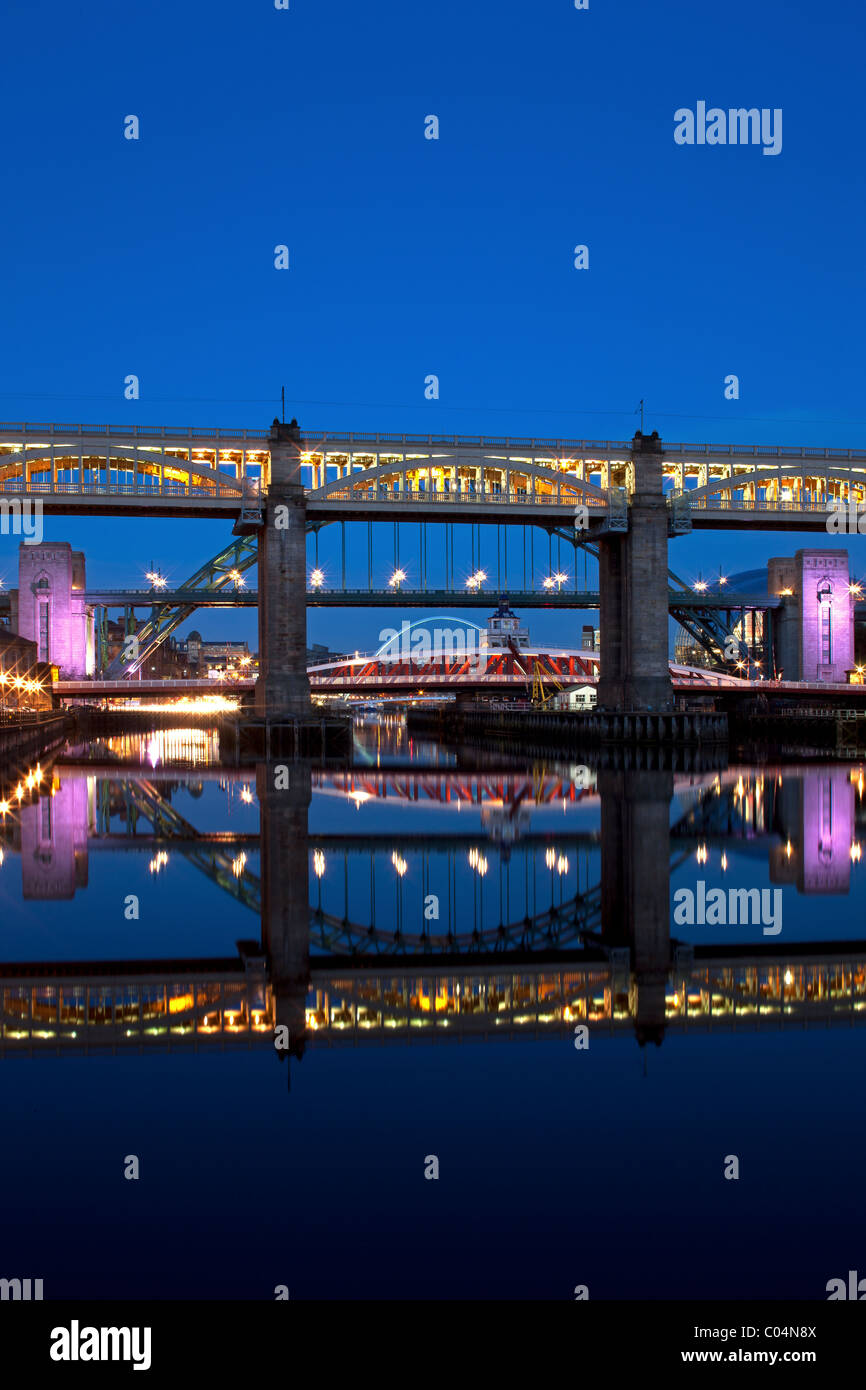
[1,723,865,1067]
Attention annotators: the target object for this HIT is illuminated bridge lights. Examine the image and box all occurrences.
[5,420,866,533]
[3,957,866,1052]
[315,769,587,807]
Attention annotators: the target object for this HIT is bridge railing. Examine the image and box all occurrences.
[54,677,252,688]
[762,706,865,718]
[670,492,834,512]
[664,443,866,460]
[3,423,866,460]
[0,423,271,442]
[311,485,610,507]
[0,478,244,498]
[303,431,630,451]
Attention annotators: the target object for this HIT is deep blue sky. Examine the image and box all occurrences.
[1,0,863,648]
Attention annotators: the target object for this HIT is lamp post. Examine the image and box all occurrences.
[146,567,167,592]
[542,573,567,593]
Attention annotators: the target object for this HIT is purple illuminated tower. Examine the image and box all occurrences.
[16,543,94,678]
[769,550,854,682]
[19,777,90,900]
[771,770,854,894]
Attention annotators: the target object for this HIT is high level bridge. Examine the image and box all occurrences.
[2,420,863,527]
[3,946,863,1055]
[3,761,864,1054]
[3,419,864,712]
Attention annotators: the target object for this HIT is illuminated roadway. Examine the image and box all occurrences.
[70,586,781,612]
[3,760,864,1052]
[2,947,864,1054]
[50,659,866,702]
[3,420,866,529]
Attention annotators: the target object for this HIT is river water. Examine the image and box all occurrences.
[0,714,863,1300]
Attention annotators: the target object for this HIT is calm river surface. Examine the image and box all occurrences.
[0,714,864,1299]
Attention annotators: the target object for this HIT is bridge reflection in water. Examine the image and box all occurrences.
[1,738,865,1063]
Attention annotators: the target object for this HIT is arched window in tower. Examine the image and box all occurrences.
[818,777,833,865]
[34,575,51,664]
[817,580,833,667]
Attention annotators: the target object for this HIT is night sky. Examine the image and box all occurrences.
[1,0,863,649]
[4,4,866,1317]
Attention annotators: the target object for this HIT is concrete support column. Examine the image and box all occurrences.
[258,760,311,1063]
[597,431,673,712]
[255,420,311,717]
[599,768,674,1047]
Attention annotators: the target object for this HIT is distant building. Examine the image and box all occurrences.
[183,629,202,666]
[306,642,332,667]
[14,542,94,678]
[674,636,714,669]
[770,771,854,894]
[18,779,89,899]
[486,596,529,650]
[175,633,253,678]
[769,550,854,682]
[555,683,597,711]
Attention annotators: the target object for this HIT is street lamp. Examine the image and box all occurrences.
[146,568,167,591]
[310,568,324,590]
[388,568,407,590]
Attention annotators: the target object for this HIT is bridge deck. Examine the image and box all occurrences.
[74,587,779,611]
[2,421,866,529]
[2,947,864,1052]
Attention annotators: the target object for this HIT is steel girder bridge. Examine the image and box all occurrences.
[84,536,769,679]
[2,419,866,529]
[2,945,865,1054]
[3,418,860,680]
[99,778,601,956]
[4,767,863,1051]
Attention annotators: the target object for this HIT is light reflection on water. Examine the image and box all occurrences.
[1,715,866,1299]
[2,717,865,1003]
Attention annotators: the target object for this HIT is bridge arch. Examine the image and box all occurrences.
[677,465,866,507]
[0,448,245,495]
[308,458,613,505]
[310,892,601,955]
[374,616,488,661]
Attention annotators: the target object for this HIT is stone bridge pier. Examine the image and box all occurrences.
[597,432,674,712]
[255,420,311,718]
[599,767,674,1046]
[257,759,312,1068]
